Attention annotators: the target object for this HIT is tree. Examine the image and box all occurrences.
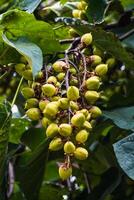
[0,0,134,200]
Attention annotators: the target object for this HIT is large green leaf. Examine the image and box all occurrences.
[15,0,41,13]
[86,0,107,23]
[103,106,134,131]
[15,139,50,200]
[0,9,61,55]
[119,0,134,11]
[0,100,11,199]
[2,35,43,77]
[113,133,134,180]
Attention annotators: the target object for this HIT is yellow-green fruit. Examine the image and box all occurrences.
[23,70,33,80]
[20,56,27,64]
[74,147,88,160]
[64,141,76,154]
[6,88,11,96]
[59,164,72,180]
[76,130,89,143]
[41,117,51,129]
[26,108,40,120]
[58,98,69,110]
[39,99,49,111]
[42,84,56,97]
[77,1,87,10]
[89,106,102,118]
[9,79,17,88]
[93,46,103,57]
[77,109,89,118]
[47,76,57,85]
[51,96,61,101]
[83,121,92,130]
[86,76,100,90]
[21,87,35,99]
[57,73,65,81]
[46,123,59,138]
[71,113,85,127]
[90,55,102,66]
[49,137,63,151]
[67,86,79,101]
[52,61,66,72]
[56,82,61,88]
[95,64,108,76]
[72,9,81,18]
[69,28,78,37]
[59,124,72,137]
[106,58,116,69]
[43,102,59,118]
[69,67,77,75]
[86,113,91,121]
[85,91,99,104]
[25,98,38,109]
[35,71,44,80]
[15,63,26,75]
[70,101,79,111]
[81,33,92,46]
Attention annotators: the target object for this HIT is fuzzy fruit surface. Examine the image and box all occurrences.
[70,101,79,111]
[83,121,92,130]
[53,61,66,72]
[58,98,69,110]
[76,130,89,143]
[46,123,59,138]
[59,164,72,180]
[89,106,102,118]
[49,137,63,151]
[74,147,88,160]
[81,33,92,46]
[42,84,56,97]
[86,76,100,90]
[43,102,59,118]
[26,108,40,121]
[71,113,85,127]
[59,124,72,137]
[95,64,108,76]
[85,91,99,104]
[25,98,38,109]
[67,86,79,101]
[21,87,35,99]
[64,141,76,154]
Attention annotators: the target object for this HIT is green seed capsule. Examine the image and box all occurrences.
[15,63,26,75]
[71,113,85,127]
[23,70,33,80]
[58,98,69,110]
[85,91,99,104]
[52,61,66,72]
[21,87,35,99]
[42,84,56,97]
[90,55,102,66]
[46,123,59,138]
[47,76,57,85]
[83,121,92,130]
[59,124,72,137]
[95,64,108,76]
[67,86,79,101]
[70,101,79,111]
[41,117,51,129]
[25,98,38,109]
[106,58,116,69]
[64,141,76,154]
[26,108,40,121]
[77,1,87,10]
[89,106,102,118]
[39,99,49,111]
[77,109,89,118]
[57,73,65,82]
[81,33,92,46]
[59,164,72,180]
[43,102,59,118]
[76,130,89,143]
[49,137,63,151]
[74,147,88,160]
[86,76,100,90]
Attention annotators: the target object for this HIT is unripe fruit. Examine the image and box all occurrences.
[57,73,65,82]
[83,121,92,130]
[43,102,59,118]
[70,101,79,111]
[77,1,87,10]
[39,99,49,111]
[42,117,51,129]
[77,109,89,118]
[47,76,57,85]
[52,61,66,72]
[15,63,26,75]
[49,137,63,151]
[69,67,77,75]
[25,98,38,109]
[69,28,78,37]
[71,113,85,127]
[51,96,61,101]
[85,91,99,104]
[81,33,92,46]
[20,56,27,64]
[89,106,102,118]
[76,130,89,143]
[93,46,103,57]
[95,64,108,76]
[67,86,79,101]
[64,141,76,154]
[35,71,44,80]
[74,147,88,160]
[42,84,56,97]
[86,76,100,90]
[21,87,35,99]
[26,108,40,120]
[59,124,72,137]
[86,113,91,121]
[56,82,61,88]
[46,123,59,138]
[23,70,33,80]
[59,164,72,180]
[72,9,81,18]
[58,98,69,110]
[106,58,116,69]
[90,55,102,66]
[70,77,78,86]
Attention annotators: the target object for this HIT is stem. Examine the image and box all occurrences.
[79,51,87,89]
[83,172,91,194]
[7,162,14,198]
[11,77,23,107]
[119,28,134,41]
[0,71,9,80]
[59,39,75,44]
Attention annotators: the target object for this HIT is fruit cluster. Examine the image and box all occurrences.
[72,0,87,20]
[16,32,110,180]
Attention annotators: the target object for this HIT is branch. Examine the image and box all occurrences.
[7,162,14,198]
[119,28,134,41]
